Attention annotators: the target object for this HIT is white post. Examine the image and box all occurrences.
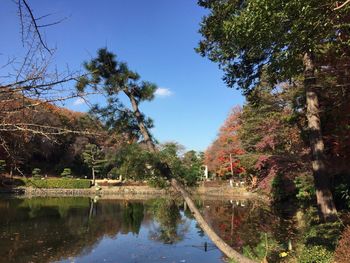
[204,165,208,180]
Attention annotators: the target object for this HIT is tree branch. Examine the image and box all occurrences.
[334,0,350,10]
[21,0,51,54]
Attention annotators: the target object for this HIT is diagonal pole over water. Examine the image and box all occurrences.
[171,179,256,263]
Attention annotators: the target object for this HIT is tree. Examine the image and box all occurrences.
[82,144,105,185]
[77,48,157,152]
[205,106,244,178]
[197,0,350,221]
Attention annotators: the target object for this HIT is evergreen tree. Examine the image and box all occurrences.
[82,144,105,185]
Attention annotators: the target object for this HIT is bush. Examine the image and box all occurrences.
[32,168,41,179]
[22,178,91,189]
[60,168,72,177]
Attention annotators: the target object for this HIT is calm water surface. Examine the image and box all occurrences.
[0,196,294,263]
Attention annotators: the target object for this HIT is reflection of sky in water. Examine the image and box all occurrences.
[65,219,220,263]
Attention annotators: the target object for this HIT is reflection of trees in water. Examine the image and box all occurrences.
[199,199,297,260]
[0,198,145,263]
[122,202,144,235]
[148,199,189,244]
[0,197,298,263]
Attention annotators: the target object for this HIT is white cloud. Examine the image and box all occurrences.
[155,87,173,97]
[72,97,85,106]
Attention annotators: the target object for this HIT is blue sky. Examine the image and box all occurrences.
[0,0,244,151]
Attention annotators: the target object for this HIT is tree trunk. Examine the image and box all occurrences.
[92,167,95,186]
[125,92,156,153]
[171,179,256,263]
[303,52,337,222]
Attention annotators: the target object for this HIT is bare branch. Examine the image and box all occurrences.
[21,0,52,54]
[37,17,67,28]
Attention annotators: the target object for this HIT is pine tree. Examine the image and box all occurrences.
[82,144,105,185]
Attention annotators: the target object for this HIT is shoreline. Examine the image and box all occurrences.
[0,185,264,201]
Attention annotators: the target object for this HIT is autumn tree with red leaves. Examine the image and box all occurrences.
[205,106,245,178]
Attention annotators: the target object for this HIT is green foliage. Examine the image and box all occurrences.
[292,207,342,263]
[334,183,350,209]
[294,174,316,204]
[114,143,161,181]
[60,168,72,178]
[111,142,203,187]
[238,84,303,155]
[271,174,284,202]
[77,48,156,140]
[304,221,342,250]
[158,143,203,186]
[298,245,333,263]
[242,232,281,262]
[181,150,203,186]
[148,176,168,188]
[22,178,91,189]
[197,0,349,91]
[32,168,41,179]
[0,160,6,174]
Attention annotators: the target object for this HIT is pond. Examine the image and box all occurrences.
[0,196,295,263]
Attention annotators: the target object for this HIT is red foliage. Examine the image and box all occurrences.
[255,155,301,195]
[205,106,245,176]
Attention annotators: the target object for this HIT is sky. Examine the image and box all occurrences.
[0,0,245,152]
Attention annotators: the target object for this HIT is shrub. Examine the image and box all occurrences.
[148,176,168,189]
[298,245,333,263]
[32,168,41,179]
[22,178,91,189]
[294,174,315,204]
[60,168,72,177]
[334,183,350,209]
